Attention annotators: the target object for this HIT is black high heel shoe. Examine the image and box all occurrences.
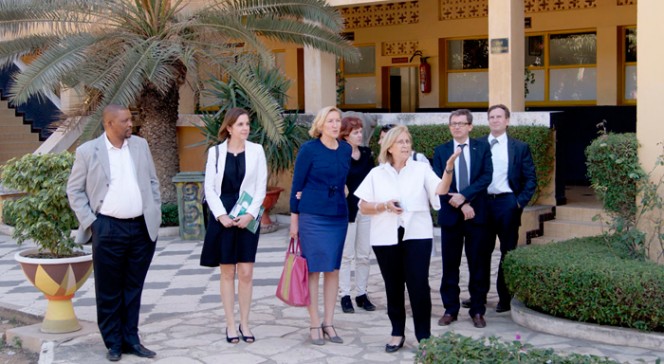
[321,324,343,344]
[239,325,255,343]
[226,328,239,344]
[385,336,405,353]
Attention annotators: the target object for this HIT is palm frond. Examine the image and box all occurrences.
[226,0,343,32]
[0,33,59,68]
[9,33,98,104]
[223,62,285,144]
[246,17,359,62]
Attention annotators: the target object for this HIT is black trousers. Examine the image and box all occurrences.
[486,193,522,305]
[439,220,489,317]
[91,214,156,351]
[372,228,432,342]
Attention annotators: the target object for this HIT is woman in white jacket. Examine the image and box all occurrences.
[201,108,267,344]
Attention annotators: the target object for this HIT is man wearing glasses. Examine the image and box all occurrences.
[432,109,493,329]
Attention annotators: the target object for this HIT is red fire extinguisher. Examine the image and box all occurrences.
[410,50,431,94]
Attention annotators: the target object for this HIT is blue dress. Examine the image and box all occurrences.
[290,139,352,272]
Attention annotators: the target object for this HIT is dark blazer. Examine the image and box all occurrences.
[503,135,537,208]
[433,138,493,226]
[290,139,352,217]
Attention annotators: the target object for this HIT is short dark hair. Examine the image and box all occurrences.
[449,109,473,124]
[380,124,396,133]
[488,104,511,118]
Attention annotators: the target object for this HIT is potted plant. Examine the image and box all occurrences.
[196,64,309,232]
[0,152,92,334]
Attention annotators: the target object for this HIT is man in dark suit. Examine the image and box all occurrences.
[67,104,161,362]
[432,109,493,328]
[481,104,537,312]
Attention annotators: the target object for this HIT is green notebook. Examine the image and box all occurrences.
[228,191,263,234]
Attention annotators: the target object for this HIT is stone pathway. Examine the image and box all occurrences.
[0,224,662,363]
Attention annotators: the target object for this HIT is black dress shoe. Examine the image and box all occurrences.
[437,313,457,326]
[496,302,511,313]
[385,336,405,353]
[355,294,376,311]
[123,343,156,358]
[106,348,121,362]
[461,298,471,309]
[340,295,354,313]
[471,314,486,328]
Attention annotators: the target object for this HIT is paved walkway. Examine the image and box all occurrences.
[1,224,663,363]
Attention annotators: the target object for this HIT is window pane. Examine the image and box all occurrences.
[447,71,488,102]
[624,65,636,100]
[549,67,596,101]
[344,46,375,75]
[525,69,545,101]
[549,32,596,66]
[447,39,488,70]
[625,28,636,63]
[345,76,376,104]
[525,36,544,67]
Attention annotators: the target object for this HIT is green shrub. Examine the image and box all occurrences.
[416,332,621,363]
[503,236,664,332]
[2,201,17,226]
[370,124,554,205]
[586,133,644,222]
[161,203,179,227]
[0,153,79,257]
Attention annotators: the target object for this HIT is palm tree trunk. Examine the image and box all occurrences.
[138,84,180,204]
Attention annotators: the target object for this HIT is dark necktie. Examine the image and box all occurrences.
[491,139,498,148]
[458,144,468,192]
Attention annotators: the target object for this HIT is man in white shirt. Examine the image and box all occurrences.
[67,104,161,362]
[467,104,536,313]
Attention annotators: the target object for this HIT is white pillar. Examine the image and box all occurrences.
[488,0,524,111]
[636,0,664,262]
[303,47,337,113]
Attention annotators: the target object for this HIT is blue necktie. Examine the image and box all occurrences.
[458,144,468,192]
[491,139,498,148]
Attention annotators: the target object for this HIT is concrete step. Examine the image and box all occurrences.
[0,132,40,142]
[0,124,34,134]
[542,219,606,239]
[555,205,608,223]
[529,236,568,245]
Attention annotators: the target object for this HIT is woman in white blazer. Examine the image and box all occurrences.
[200,108,267,344]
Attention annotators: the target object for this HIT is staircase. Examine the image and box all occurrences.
[0,99,42,166]
[530,186,607,244]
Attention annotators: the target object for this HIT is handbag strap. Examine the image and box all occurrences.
[289,237,302,254]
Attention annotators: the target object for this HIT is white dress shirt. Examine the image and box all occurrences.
[98,133,143,218]
[487,133,513,195]
[354,160,442,246]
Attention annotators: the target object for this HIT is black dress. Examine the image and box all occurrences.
[200,152,259,266]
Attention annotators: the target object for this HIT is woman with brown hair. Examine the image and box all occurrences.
[201,107,267,344]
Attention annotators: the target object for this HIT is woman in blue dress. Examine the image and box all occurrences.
[290,106,351,345]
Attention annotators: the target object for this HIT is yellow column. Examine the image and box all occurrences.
[488,0,524,111]
[637,0,664,263]
[303,47,337,113]
[596,26,618,105]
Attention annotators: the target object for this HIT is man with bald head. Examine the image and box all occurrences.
[67,104,161,361]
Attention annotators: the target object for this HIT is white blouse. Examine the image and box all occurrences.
[354,159,442,246]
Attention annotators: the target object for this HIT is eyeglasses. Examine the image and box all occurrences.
[449,122,470,128]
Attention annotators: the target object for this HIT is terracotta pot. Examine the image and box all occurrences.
[261,186,284,233]
[14,248,93,334]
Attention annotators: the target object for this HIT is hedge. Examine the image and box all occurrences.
[503,236,664,332]
[370,124,553,205]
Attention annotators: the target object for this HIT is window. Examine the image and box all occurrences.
[340,45,376,107]
[525,31,597,104]
[622,27,636,103]
[445,38,489,104]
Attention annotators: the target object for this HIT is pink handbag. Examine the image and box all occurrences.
[276,238,310,306]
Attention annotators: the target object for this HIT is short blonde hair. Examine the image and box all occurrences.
[309,106,342,138]
[378,125,411,164]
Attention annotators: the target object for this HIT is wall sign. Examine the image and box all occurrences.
[490,38,509,54]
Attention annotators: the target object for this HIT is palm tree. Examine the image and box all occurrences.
[0,0,359,202]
